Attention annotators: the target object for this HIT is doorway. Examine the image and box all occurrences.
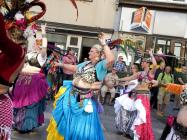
[80,46,90,62]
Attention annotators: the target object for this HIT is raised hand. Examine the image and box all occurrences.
[148,48,154,56]
[98,32,106,46]
[41,23,47,35]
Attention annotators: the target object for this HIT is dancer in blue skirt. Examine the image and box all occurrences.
[47,32,115,140]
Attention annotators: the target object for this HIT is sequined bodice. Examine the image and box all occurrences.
[74,62,97,84]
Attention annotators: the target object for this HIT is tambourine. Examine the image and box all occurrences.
[107,39,123,49]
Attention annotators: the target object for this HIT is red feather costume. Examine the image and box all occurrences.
[0,13,25,85]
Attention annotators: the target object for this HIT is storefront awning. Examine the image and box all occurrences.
[119,0,187,13]
[37,20,114,37]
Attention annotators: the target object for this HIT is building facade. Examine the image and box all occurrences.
[37,0,117,62]
[117,0,187,66]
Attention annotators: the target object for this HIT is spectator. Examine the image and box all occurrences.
[114,56,127,78]
[157,66,174,116]
[166,48,175,70]
[150,61,165,109]
[101,67,119,105]
[173,66,187,110]
[62,48,77,80]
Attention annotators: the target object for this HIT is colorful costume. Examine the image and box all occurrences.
[115,71,154,140]
[0,13,25,139]
[47,60,107,140]
[134,71,154,140]
[44,52,63,99]
[114,79,146,138]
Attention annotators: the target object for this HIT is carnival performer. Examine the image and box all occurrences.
[114,64,143,138]
[44,45,64,100]
[0,12,25,140]
[119,49,157,140]
[62,48,77,80]
[26,24,47,68]
[47,32,115,140]
[12,24,48,133]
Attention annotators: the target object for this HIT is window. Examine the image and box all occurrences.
[47,33,67,46]
[174,42,182,58]
[70,37,78,46]
[155,38,171,54]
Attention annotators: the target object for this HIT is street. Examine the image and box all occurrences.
[11,100,178,140]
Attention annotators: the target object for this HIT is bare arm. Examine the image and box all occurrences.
[119,72,140,82]
[55,62,77,74]
[99,33,115,69]
[178,77,185,85]
[103,45,115,68]
[40,24,47,58]
[149,49,157,74]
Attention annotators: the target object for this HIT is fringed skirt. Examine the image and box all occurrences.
[0,94,12,140]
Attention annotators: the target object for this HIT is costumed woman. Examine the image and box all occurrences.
[44,44,64,100]
[0,12,25,139]
[114,64,144,138]
[47,32,115,140]
[119,49,157,140]
[12,24,48,132]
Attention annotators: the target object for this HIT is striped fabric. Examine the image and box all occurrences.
[115,107,137,136]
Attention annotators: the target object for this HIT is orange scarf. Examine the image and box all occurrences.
[165,83,184,95]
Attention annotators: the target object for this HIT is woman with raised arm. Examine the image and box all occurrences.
[12,24,48,133]
[119,49,157,140]
[47,32,115,140]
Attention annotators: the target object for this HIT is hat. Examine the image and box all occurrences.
[141,58,151,63]
[47,44,66,55]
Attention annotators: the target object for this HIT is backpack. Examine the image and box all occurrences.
[160,72,173,82]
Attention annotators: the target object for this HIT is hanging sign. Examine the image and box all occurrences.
[131,7,152,32]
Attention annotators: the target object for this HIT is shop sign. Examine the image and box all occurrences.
[131,7,152,32]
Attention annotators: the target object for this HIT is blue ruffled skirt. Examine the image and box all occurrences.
[47,80,105,140]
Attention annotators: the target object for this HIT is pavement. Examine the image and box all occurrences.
[11,100,178,140]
